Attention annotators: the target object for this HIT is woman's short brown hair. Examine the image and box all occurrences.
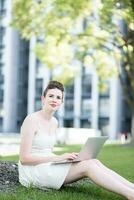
[43,81,64,97]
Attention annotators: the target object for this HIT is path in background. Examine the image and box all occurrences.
[0,133,128,156]
[0,134,20,156]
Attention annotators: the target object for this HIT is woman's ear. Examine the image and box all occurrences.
[41,95,45,105]
[41,95,44,101]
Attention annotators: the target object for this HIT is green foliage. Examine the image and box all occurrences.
[11,0,133,89]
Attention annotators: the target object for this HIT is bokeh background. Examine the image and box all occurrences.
[0,0,134,150]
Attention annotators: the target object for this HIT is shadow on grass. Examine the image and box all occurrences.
[0,180,126,200]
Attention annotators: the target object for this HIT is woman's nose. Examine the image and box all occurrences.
[52,99,57,103]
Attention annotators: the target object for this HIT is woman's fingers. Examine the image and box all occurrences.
[62,152,78,160]
[68,152,78,160]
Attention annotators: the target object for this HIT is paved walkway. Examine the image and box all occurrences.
[0,134,20,156]
[0,134,64,156]
[0,133,128,156]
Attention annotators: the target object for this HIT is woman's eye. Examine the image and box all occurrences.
[57,96,61,99]
[49,95,53,97]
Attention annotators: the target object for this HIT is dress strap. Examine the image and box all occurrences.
[37,121,42,130]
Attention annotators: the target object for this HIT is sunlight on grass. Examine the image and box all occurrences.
[0,144,134,200]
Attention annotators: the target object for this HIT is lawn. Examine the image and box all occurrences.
[0,144,134,200]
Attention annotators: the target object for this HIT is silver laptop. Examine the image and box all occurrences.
[53,136,108,164]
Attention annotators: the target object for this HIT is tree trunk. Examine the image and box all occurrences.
[128,113,134,145]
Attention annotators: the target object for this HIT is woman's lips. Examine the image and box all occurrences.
[50,104,58,107]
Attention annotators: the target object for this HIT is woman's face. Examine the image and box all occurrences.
[42,88,63,111]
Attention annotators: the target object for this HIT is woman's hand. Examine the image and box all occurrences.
[55,152,79,162]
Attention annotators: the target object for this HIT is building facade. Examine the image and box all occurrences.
[0,0,29,132]
[0,0,131,139]
[26,39,130,139]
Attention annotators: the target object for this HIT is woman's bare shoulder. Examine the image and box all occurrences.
[22,112,39,126]
[52,116,58,127]
[20,113,40,136]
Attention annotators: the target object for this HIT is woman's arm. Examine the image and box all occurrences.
[19,115,60,165]
[19,115,78,165]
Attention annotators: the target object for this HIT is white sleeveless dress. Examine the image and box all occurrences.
[18,127,72,190]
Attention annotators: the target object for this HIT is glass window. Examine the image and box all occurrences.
[0,89,3,102]
[98,117,109,136]
[0,0,5,9]
[35,100,41,111]
[64,119,74,127]
[81,99,92,117]
[0,26,5,48]
[16,39,29,132]
[36,59,42,73]
[0,117,3,131]
[82,74,92,98]
[120,100,131,133]
[64,99,74,114]
[99,98,109,117]
[81,119,91,128]
[65,83,74,98]
[17,120,22,131]
[35,78,43,111]
[35,78,43,98]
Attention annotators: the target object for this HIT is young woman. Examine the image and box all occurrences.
[18,80,134,199]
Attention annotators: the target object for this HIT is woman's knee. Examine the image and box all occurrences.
[82,159,101,175]
[66,161,89,180]
[77,159,101,176]
[85,158,100,165]
[80,159,99,167]
[78,159,96,176]
[89,158,101,165]
[74,160,91,177]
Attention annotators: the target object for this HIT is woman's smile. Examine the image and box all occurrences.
[50,103,58,107]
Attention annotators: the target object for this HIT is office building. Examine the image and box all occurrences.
[0,0,131,139]
[0,0,29,132]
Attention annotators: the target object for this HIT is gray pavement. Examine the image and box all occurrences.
[0,133,20,156]
[0,133,128,157]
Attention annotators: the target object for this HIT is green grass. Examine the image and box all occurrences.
[0,144,134,200]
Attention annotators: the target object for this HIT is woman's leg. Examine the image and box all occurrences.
[64,159,134,200]
[93,159,134,189]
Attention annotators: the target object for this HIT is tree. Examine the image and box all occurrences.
[11,0,134,141]
[11,0,117,85]
[98,0,134,143]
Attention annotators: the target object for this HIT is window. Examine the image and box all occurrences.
[0,0,5,9]
[98,117,109,136]
[0,26,5,48]
[80,119,91,128]
[35,100,41,111]
[81,74,92,98]
[35,78,43,99]
[0,117,3,131]
[35,78,43,111]
[0,0,6,15]
[99,98,109,117]
[65,83,74,98]
[64,99,74,114]
[64,119,74,127]
[81,99,92,117]
[0,89,3,102]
